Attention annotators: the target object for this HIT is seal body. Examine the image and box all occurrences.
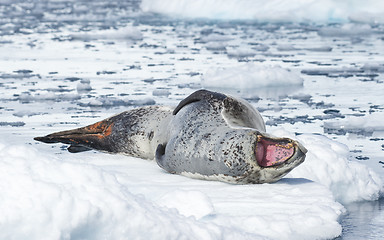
[35,90,307,184]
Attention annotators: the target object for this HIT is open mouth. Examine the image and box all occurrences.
[255,135,295,167]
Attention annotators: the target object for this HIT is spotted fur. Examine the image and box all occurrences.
[35,90,306,184]
[156,90,306,183]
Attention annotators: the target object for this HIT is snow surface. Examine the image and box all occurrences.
[141,0,384,23]
[1,128,382,239]
[0,140,344,240]
[0,131,382,239]
[273,129,383,203]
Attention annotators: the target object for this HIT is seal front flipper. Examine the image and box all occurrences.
[155,143,176,174]
[173,89,226,115]
[221,96,266,131]
[155,143,166,161]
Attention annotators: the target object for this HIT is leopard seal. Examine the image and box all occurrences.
[35,89,307,184]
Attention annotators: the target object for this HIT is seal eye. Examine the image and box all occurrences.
[255,136,295,167]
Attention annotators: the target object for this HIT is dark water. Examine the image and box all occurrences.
[336,198,384,240]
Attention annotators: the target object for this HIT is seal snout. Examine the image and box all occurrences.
[255,136,296,167]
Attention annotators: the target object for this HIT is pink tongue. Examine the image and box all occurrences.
[256,137,295,167]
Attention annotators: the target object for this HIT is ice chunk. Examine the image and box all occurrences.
[70,26,143,41]
[349,12,384,24]
[301,67,363,77]
[77,79,92,93]
[17,92,81,102]
[304,46,333,52]
[13,110,40,118]
[277,44,298,51]
[202,63,303,89]
[84,97,156,107]
[0,121,25,127]
[152,89,171,97]
[272,129,384,203]
[205,42,227,51]
[0,70,37,79]
[291,93,312,104]
[141,0,384,23]
[324,116,384,136]
[249,43,269,52]
[227,48,257,58]
[133,98,156,106]
[200,34,233,43]
[362,62,384,72]
[318,24,373,37]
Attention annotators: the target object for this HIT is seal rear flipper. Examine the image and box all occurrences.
[173,89,226,115]
[34,119,115,153]
[67,145,92,153]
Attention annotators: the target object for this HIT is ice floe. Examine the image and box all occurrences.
[271,129,384,203]
[324,115,384,137]
[202,63,303,89]
[141,0,384,23]
[318,23,373,37]
[76,79,92,93]
[1,127,383,239]
[0,140,345,240]
[152,89,171,97]
[83,96,156,108]
[69,26,143,41]
[17,92,81,102]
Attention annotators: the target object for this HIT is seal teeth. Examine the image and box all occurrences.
[255,136,295,167]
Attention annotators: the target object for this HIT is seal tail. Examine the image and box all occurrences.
[34,119,115,153]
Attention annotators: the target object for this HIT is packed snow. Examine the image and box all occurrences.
[1,0,384,239]
[0,140,344,240]
[1,128,382,239]
[275,129,383,203]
